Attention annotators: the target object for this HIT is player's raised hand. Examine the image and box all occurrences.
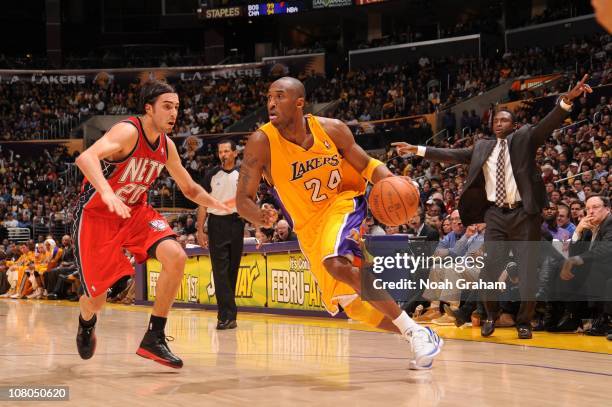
[261,203,278,228]
[391,142,418,157]
[564,74,593,101]
[101,191,131,219]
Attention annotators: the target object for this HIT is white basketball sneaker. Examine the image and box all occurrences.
[407,327,444,370]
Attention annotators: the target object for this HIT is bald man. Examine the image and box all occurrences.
[236,76,444,370]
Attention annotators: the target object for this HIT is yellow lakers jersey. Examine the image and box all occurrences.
[259,115,366,232]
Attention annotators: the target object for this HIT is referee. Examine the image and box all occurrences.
[197,139,244,330]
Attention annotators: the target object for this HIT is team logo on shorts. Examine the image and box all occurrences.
[149,220,168,231]
[347,228,361,243]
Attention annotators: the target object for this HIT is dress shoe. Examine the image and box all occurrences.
[517,324,532,339]
[495,313,515,327]
[541,304,557,330]
[443,304,469,327]
[607,330,612,341]
[584,315,612,337]
[216,320,237,330]
[549,311,580,332]
[46,293,58,300]
[432,314,456,326]
[413,308,442,322]
[481,319,495,337]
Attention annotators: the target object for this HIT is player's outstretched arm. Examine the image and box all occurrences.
[323,118,393,184]
[236,131,277,228]
[392,141,472,165]
[165,138,231,213]
[75,122,137,219]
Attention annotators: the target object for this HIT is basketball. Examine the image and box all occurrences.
[368,177,419,226]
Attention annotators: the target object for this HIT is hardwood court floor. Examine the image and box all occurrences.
[0,299,610,406]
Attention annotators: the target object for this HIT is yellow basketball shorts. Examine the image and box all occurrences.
[295,192,385,328]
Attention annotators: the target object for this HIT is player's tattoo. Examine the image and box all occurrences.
[237,153,258,197]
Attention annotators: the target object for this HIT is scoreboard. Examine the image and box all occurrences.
[247,2,304,17]
[198,0,388,19]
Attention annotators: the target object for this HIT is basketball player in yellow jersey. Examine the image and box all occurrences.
[236,77,443,369]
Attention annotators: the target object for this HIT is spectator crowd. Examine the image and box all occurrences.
[2,29,609,140]
[0,24,610,339]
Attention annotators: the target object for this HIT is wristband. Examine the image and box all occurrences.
[361,158,384,183]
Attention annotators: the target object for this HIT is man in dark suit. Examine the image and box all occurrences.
[559,195,612,338]
[393,75,593,339]
[408,206,440,241]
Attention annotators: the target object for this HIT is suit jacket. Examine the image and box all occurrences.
[424,105,569,226]
[569,214,612,266]
[418,224,440,241]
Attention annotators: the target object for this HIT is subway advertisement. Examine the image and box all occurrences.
[145,249,326,313]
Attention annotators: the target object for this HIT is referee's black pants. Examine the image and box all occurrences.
[208,213,245,322]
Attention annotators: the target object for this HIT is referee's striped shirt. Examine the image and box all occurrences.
[202,166,239,216]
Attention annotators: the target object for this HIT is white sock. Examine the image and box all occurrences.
[393,311,422,335]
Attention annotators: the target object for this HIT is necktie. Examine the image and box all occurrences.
[589,227,599,249]
[495,139,507,206]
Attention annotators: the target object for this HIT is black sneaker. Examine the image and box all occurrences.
[136,331,183,369]
[76,317,97,360]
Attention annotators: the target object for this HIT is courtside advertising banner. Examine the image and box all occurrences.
[146,253,267,307]
[266,252,326,311]
[146,250,328,310]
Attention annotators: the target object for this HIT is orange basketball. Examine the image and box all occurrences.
[368,177,420,226]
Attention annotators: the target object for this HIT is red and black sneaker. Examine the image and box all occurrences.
[76,315,97,360]
[136,330,183,369]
